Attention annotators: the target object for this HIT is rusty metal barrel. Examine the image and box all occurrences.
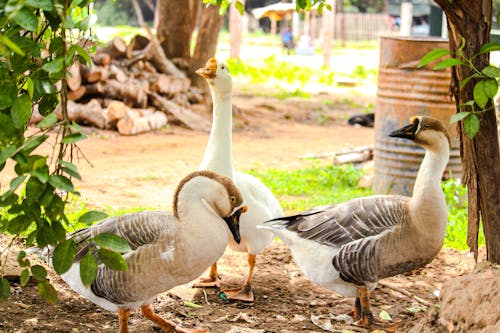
[373,36,461,196]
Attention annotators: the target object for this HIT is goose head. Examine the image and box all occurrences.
[389,115,451,152]
[196,58,233,95]
[173,170,246,243]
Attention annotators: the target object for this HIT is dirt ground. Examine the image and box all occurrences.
[0,84,494,332]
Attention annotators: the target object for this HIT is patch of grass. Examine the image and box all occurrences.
[441,179,484,250]
[247,162,371,212]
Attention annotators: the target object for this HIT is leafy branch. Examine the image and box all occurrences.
[0,0,128,303]
[418,39,500,138]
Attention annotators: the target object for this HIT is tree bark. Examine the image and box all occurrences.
[434,0,499,263]
[156,0,196,60]
[190,4,224,91]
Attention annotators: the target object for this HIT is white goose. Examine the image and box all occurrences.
[195,58,284,302]
[260,116,450,327]
[56,170,247,333]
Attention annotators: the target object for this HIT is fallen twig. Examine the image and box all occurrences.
[378,281,434,307]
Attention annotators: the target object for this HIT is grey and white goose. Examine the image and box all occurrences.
[260,116,450,327]
[56,170,247,333]
[194,58,284,302]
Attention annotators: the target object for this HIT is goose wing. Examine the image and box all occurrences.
[71,211,176,261]
[268,195,410,247]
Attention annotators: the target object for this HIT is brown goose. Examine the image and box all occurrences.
[260,116,450,327]
[194,58,284,302]
[57,170,247,333]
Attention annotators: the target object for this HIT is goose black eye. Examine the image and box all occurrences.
[230,196,236,203]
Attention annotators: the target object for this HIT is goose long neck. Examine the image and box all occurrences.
[409,139,450,239]
[175,183,229,256]
[200,87,234,178]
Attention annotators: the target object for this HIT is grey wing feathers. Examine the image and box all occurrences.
[277,195,410,247]
[72,211,175,261]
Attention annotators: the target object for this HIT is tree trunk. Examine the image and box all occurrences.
[229,0,244,59]
[156,0,195,60]
[190,4,224,91]
[434,0,500,263]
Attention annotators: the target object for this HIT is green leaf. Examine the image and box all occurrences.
[481,66,500,78]
[7,215,33,234]
[13,7,38,32]
[78,210,108,224]
[379,310,392,321]
[0,35,25,56]
[52,239,76,275]
[42,57,64,73]
[450,112,470,124]
[79,252,98,287]
[36,113,58,129]
[23,135,49,155]
[61,132,87,144]
[473,81,488,108]
[98,248,128,271]
[30,166,49,183]
[464,113,480,138]
[434,58,463,70]
[71,44,91,66]
[297,0,307,10]
[0,145,17,165]
[48,175,74,193]
[37,280,58,305]
[479,42,500,55]
[31,265,48,281]
[0,278,10,301]
[59,160,81,180]
[483,78,498,98]
[0,83,18,110]
[20,269,31,287]
[234,1,245,15]
[17,251,31,267]
[11,93,32,129]
[10,175,27,192]
[317,3,324,15]
[460,73,481,89]
[26,0,53,11]
[183,300,203,308]
[93,233,132,252]
[418,48,451,68]
[26,77,35,99]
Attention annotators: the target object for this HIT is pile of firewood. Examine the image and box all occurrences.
[30,35,210,135]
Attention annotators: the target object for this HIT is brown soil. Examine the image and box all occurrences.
[0,85,494,332]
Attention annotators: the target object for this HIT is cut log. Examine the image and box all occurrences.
[68,85,86,101]
[98,36,127,59]
[149,92,210,132]
[81,64,109,83]
[65,99,110,129]
[116,110,168,135]
[149,74,191,97]
[107,100,129,123]
[109,64,129,83]
[85,80,148,108]
[67,63,82,91]
[92,53,111,66]
[126,34,150,59]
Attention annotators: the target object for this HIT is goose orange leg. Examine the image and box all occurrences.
[357,287,374,327]
[140,305,207,333]
[222,253,255,302]
[193,262,221,288]
[118,308,131,333]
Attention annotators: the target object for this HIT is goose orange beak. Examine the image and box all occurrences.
[196,58,217,79]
